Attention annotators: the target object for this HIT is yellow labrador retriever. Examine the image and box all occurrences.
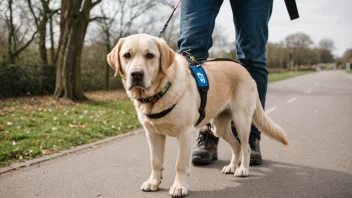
[107,33,288,197]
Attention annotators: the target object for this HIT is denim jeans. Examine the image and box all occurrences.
[177,0,273,139]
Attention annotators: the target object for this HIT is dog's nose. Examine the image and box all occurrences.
[131,70,144,81]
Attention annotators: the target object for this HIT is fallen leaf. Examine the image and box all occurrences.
[0,124,4,131]
[18,155,23,160]
[24,150,33,156]
[41,149,53,155]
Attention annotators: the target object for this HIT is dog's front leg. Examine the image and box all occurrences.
[169,128,193,197]
[140,125,166,192]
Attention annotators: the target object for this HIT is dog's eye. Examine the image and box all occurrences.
[124,53,131,59]
[146,53,154,59]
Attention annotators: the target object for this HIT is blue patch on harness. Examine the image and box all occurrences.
[189,65,209,88]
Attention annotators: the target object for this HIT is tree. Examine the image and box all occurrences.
[319,38,335,52]
[342,48,352,63]
[318,38,335,63]
[53,0,102,101]
[285,32,314,66]
[26,0,59,66]
[4,0,38,64]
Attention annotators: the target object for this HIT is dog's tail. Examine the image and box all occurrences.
[252,97,289,145]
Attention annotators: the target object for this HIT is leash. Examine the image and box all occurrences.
[158,0,181,38]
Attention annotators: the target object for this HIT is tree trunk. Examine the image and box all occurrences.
[104,29,111,90]
[49,15,55,64]
[53,0,100,101]
[38,20,48,66]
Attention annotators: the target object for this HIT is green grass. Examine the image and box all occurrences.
[0,99,140,167]
[268,71,312,83]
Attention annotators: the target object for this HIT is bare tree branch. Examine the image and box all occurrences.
[12,30,38,58]
[90,0,102,9]
[89,16,108,22]
[27,0,39,27]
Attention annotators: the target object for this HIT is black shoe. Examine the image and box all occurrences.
[232,122,263,166]
[192,126,219,165]
[249,135,263,166]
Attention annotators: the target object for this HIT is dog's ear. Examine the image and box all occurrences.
[155,38,175,75]
[107,38,125,77]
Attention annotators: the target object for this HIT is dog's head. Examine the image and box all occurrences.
[107,34,175,95]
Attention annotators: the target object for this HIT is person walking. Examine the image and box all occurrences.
[177,0,298,166]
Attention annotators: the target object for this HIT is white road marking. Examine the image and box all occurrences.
[265,106,277,114]
[304,90,312,94]
[286,97,297,104]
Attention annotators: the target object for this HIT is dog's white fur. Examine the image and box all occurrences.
[107,34,289,197]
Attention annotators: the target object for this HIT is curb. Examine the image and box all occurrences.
[0,128,144,175]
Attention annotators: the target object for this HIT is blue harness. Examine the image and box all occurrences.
[189,65,209,126]
[142,56,238,127]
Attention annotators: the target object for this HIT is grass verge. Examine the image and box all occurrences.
[0,92,140,167]
[268,71,312,83]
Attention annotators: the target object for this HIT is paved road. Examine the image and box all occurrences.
[1,70,352,198]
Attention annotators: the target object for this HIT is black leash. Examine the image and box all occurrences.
[158,0,181,38]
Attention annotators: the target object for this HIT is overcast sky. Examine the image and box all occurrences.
[216,0,352,57]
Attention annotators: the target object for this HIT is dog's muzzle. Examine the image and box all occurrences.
[128,70,145,90]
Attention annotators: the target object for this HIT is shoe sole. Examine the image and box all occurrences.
[192,153,218,165]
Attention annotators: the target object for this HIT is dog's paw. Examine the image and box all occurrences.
[234,166,249,177]
[140,179,160,192]
[222,164,236,174]
[169,183,189,197]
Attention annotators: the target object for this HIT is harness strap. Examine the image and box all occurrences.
[146,104,176,119]
[196,88,208,126]
[285,0,299,20]
[189,65,209,126]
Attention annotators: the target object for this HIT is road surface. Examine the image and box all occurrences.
[1,70,352,198]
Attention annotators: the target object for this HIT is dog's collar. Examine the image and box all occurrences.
[146,104,176,119]
[138,82,172,103]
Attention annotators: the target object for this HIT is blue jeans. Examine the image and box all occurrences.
[178,0,273,139]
